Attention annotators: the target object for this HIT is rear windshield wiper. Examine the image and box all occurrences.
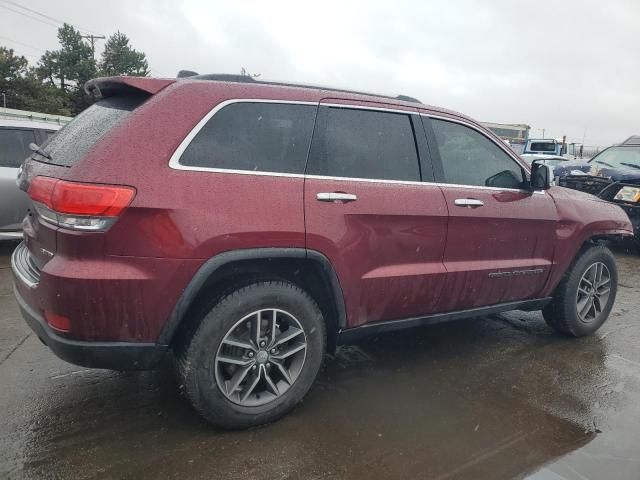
[29,142,52,160]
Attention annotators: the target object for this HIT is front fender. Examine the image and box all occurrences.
[541,186,633,296]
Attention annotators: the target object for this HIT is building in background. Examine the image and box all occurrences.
[481,122,530,146]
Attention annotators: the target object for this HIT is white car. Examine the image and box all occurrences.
[0,116,65,239]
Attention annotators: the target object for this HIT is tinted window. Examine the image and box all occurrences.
[307,107,420,181]
[529,142,557,152]
[0,128,36,168]
[431,119,524,189]
[180,103,317,174]
[40,94,147,167]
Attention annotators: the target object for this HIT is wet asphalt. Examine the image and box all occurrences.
[1,241,639,480]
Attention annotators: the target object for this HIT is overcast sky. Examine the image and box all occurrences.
[2,0,638,146]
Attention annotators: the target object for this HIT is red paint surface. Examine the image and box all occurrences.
[16,77,634,341]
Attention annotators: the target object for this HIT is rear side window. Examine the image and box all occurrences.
[307,107,420,181]
[179,103,317,174]
[39,94,147,167]
[0,128,36,168]
[431,119,524,189]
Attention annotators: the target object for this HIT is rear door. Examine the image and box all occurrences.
[424,116,558,310]
[304,101,449,329]
[0,127,35,233]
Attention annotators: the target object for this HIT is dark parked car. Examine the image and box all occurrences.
[12,75,633,428]
[554,136,640,239]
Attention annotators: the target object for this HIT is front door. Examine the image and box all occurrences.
[424,116,558,311]
[304,101,449,329]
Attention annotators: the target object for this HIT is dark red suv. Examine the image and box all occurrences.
[11,75,633,428]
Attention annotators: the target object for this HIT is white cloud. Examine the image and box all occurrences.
[2,0,638,145]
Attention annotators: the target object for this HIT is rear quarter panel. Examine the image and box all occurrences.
[63,81,322,259]
[23,82,317,341]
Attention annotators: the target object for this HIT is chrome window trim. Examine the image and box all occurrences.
[168,99,318,171]
[422,113,529,169]
[306,174,428,186]
[422,113,546,194]
[436,182,545,195]
[167,98,544,194]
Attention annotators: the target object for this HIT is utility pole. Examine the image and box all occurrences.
[1,92,6,109]
[81,34,106,60]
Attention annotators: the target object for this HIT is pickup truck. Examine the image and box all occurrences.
[522,138,582,159]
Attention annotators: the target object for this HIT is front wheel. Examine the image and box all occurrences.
[543,244,618,336]
[177,281,326,429]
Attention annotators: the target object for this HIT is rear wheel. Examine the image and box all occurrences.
[543,244,617,336]
[178,281,325,429]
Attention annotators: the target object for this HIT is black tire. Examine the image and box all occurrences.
[177,281,326,429]
[543,244,617,336]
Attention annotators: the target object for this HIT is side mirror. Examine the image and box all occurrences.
[530,161,552,190]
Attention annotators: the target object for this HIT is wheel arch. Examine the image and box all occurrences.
[160,248,346,352]
[543,229,626,298]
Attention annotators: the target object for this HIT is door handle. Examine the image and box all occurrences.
[316,192,358,202]
[454,198,484,208]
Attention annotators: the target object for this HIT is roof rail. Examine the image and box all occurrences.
[176,71,422,104]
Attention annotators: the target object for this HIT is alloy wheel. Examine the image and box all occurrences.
[214,309,307,406]
[576,261,611,323]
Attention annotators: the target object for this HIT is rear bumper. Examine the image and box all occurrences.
[13,285,167,370]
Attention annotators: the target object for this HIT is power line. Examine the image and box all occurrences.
[0,0,102,36]
[0,3,60,29]
[0,34,46,53]
[0,46,40,61]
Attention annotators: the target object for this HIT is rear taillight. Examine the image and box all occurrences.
[28,176,136,231]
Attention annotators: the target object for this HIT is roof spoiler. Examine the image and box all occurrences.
[85,76,175,100]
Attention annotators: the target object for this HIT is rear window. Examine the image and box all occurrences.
[179,102,317,174]
[528,142,556,152]
[0,128,36,168]
[38,94,147,167]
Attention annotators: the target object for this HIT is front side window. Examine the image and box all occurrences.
[431,119,524,189]
[307,107,420,181]
[0,128,36,168]
[180,102,317,174]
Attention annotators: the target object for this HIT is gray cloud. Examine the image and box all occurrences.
[3,0,638,146]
